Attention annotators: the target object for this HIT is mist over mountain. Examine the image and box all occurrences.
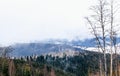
[11,43,81,57]
[10,37,120,57]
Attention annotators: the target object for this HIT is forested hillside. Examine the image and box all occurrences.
[0,58,73,76]
[1,51,120,76]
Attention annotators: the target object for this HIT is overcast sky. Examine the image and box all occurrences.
[0,0,95,45]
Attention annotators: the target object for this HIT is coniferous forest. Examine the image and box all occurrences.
[1,51,120,76]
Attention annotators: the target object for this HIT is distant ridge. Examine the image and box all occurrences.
[10,37,120,57]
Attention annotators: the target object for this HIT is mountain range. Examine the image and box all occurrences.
[10,37,120,57]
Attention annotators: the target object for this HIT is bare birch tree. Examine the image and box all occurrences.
[86,0,120,76]
[109,0,120,76]
[86,0,109,76]
[110,0,114,76]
